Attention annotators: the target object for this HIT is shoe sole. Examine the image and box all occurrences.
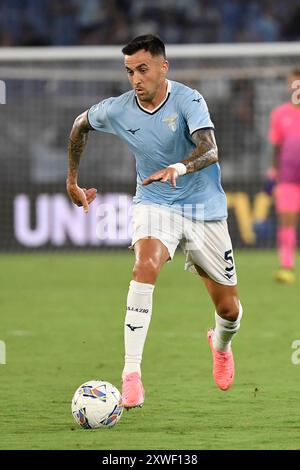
[123,403,144,410]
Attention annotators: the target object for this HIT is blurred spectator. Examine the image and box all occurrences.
[76,0,105,45]
[103,0,131,44]
[25,0,50,42]
[50,0,79,46]
[0,0,24,44]
[183,0,220,43]
[281,4,300,40]
[216,0,245,43]
[160,9,184,43]
[1,0,300,46]
[0,28,14,46]
[20,23,51,46]
[246,5,280,42]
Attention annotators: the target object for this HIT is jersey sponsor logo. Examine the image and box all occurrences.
[192,98,202,103]
[126,324,143,332]
[126,128,140,135]
[162,113,178,132]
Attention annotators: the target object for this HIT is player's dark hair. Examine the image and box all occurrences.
[290,68,300,77]
[122,35,166,59]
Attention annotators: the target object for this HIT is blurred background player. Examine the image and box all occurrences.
[268,69,300,284]
[66,35,243,408]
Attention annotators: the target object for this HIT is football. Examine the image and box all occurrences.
[71,380,123,429]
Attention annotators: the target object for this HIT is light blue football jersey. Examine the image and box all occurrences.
[88,80,227,220]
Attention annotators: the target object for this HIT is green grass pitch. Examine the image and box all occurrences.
[0,251,299,450]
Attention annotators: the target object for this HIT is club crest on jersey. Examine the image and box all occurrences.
[162,113,178,132]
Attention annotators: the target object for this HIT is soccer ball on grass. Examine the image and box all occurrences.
[71,380,123,429]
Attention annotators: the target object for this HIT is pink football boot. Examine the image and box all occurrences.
[207,329,234,391]
[122,372,145,409]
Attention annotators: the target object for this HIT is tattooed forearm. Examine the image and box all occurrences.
[67,110,92,183]
[68,136,88,179]
[182,129,218,174]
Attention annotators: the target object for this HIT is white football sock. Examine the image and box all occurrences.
[213,302,243,352]
[123,280,155,377]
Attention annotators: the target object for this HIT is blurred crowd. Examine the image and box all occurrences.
[1,0,300,47]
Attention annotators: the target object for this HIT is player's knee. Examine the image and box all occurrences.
[216,298,240,322]
[132,257,161,283]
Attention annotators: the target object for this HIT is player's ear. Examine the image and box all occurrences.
[161,59,169,76]
[163,60,169,73]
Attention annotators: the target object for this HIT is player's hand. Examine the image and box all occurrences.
[264,167,278,196]
[66,181,97,213]
[266,167,278,181]
[142,168,179,188]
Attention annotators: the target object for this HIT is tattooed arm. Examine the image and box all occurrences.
[182,128,218,173]
[66,110,97,213]
[142,128,218,187]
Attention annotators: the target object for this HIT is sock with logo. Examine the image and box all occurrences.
[278,226,296,269]
[213,302,243,352]
[123,280,155,377]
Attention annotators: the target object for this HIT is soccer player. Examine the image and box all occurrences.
[66,35,243,408]
[268,69,300,284]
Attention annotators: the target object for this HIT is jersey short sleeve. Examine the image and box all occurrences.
[268,109,282,145]
[87,98,116,134]
[182,89,214,135]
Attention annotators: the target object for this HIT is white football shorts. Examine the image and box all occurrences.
[130,203,237,286]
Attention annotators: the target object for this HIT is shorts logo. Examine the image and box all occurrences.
[162,113,178,132]
[224,249,235,280]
